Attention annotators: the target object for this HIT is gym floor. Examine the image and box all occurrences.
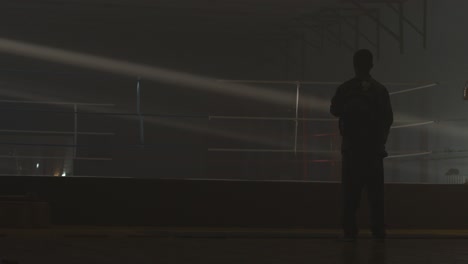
[0,227,467,264]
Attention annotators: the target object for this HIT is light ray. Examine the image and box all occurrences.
[0,37,330,111]
[0,85,290,148]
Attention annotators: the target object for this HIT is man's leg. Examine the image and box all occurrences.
[367,157,386,238]
[342,153,364,238]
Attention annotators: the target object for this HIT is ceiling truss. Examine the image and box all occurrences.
[290,0,428,59]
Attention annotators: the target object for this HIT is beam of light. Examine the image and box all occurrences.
[386,151,432,159]
[391,111,468,146]
[0,81,453,152]
[0,84,292,147]
[389,83,438,95]
[391,121,434,129]
[0,37,441,115]
[0,37,332,148]
[0,38,452,152]
[392,112,432,124]
[0,37,330,111]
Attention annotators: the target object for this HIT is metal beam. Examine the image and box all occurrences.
[296,34,322,50]
[136,78,145,146]
[386,2,424,36]
[327,8,377,47]
[320,8,380,56]
[398,2,404,53]
[296,24,326,51]
[297,16,354,51]
[290,20,323,50]
[324,24,355,51]
[349,0,402,43]
[339,15,378,47]
[296,8,378,53]
[352,0,428,53]
[306,7,385,57]
[423,0,427,48]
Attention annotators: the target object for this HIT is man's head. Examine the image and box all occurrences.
[353,49,373,75]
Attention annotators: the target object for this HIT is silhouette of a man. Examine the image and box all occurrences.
[330,49,393,240]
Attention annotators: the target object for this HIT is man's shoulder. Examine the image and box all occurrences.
[337,77,388,93]
[338,78,360,89]
[369,78,388,91]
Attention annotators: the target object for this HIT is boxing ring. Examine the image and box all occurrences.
[208,80,468,184]
[0,72,466,184]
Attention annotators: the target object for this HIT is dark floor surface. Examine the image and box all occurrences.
[0,228,467,264]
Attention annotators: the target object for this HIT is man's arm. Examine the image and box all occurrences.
[330,85,344,117]
[381,88,393,144]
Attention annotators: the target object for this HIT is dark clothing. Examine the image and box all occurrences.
[341,152,385,238]
[330,75,393,238]
[331,76,393,156]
